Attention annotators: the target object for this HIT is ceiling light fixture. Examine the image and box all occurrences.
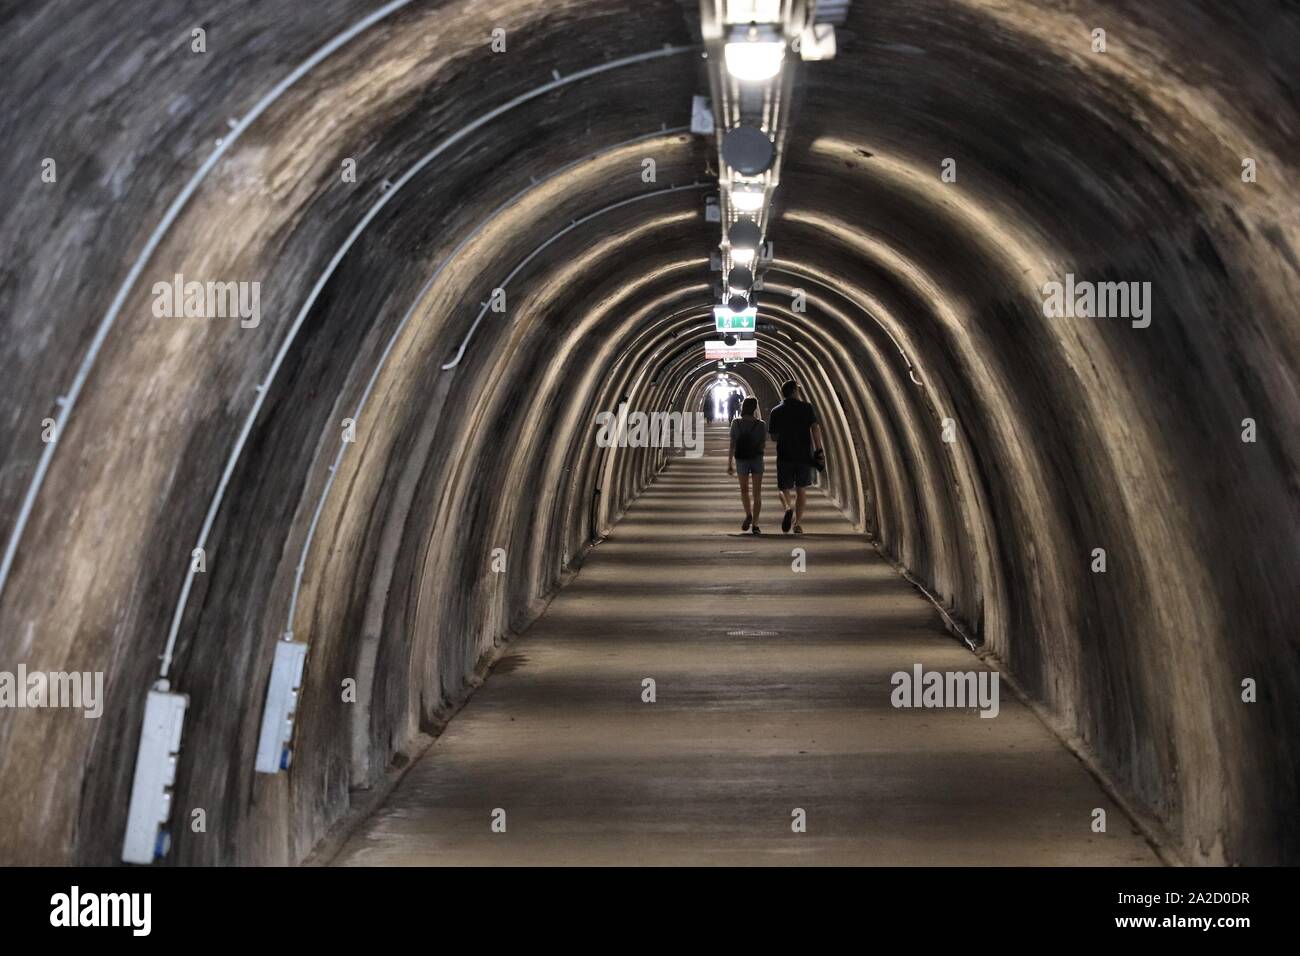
[731,183,766,212]
[721,126,774,176]
[724,0,780,23]
[724,24,785,82]
[728,221,762,263]
[728,266,754,295]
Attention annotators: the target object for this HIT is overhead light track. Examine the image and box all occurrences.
[695,0,841,363]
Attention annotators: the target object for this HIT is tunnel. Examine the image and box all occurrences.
[0,0,1297,872]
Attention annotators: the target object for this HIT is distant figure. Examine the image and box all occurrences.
[727,390,742,421]
[767,380,825,534]
[727,397,766,535]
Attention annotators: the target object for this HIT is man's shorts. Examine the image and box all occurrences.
[777,460,815,491]
[735,456,764,477]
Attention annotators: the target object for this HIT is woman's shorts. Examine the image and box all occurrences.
[735,456,765,477]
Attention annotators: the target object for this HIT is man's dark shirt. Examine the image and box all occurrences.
[768,398,819,463]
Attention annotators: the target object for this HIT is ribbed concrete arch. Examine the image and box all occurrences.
[0,0,1295,868]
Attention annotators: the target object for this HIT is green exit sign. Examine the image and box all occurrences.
[714,307,756,332]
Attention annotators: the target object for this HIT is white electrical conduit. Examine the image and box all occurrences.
[441,182,709,370]
[157,45,692,678]
[0,0,420,603]
[762,265,926,386]
[282,127,690,636]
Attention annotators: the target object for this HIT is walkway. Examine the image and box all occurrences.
[332,425,1159,865]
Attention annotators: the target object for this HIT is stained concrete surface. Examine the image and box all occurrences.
[2,0,1295,867]
[332,426,1158,865]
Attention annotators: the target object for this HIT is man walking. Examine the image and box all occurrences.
[767,380,825,534]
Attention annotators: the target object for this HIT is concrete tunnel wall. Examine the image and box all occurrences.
[0,0,1296,865]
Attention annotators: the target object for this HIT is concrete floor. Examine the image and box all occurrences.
[332,425,1159,866]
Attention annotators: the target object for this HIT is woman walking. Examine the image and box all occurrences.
[727,397,766,534]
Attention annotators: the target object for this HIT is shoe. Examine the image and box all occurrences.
[792,524,804,534]
[742,514,753,531]
[751,525,762,535]
[781,509,794,533]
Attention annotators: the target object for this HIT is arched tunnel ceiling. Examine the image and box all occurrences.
[0,0,1296,867]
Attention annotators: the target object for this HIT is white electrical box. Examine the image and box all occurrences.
[690,95,714,135]
[800,23,837,61]
[255,640,308,774]
[121,683,188,864]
